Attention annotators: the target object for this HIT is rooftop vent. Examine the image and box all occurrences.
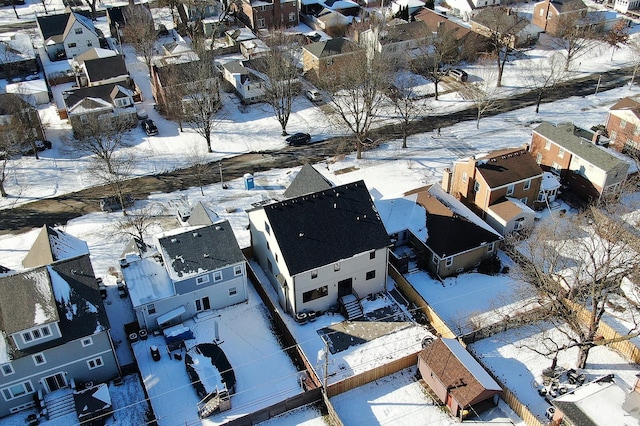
[193,232,200,237]
[215,225,221,231]
[204,253,210,258]
[171,238,178,243]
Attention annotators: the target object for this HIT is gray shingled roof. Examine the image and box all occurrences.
[187,202,219,227]
[283,164,333,199]
[262,180,391,276]
[157,221,245,281]
[533,122,627,172]
[84,55,128,83]
[476,148,543,189]
[23,225,89,269]
[37,12,71,40]
[303,37,359,59]
[63,83,130,110]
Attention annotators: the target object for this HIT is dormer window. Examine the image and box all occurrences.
[21,325,52,344]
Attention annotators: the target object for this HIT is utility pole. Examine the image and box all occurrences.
[595,74,602,96]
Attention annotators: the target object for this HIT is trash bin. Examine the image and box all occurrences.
[243,173,254,190]
[150,345,161,362]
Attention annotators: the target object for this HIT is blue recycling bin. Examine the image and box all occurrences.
[244,173,254,190]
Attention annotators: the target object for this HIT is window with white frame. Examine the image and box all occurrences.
[114,98,129,108]
[487,242,494,253]
[334,263,341,272]
[214,271,223,282]
[68,42,77,48]
[520,197,528,204]
[462,171,467,182]
[229,287,237,296]
[80,115,89,124]
[311,270,318,279]
[620,119,627,129]
[234,265,242,276]
[537,191,545,202]
[445,257,453,267]
[2,381,34,401]
[257,17,265,28]
[289,12,296,21]
[506,184,514,195]
[21,325,52,344]
[1,364,14,376]
[432,253,438,264]
[195,296,210,312]
[196,275,210,285]
[524,179,531,190]
[552,162,561,173]
[81,337,93,347]
[536,153,542,164]
[86,40,92,47]
[75,27,83,34]
[32,353,46,366]
[87,357,104,370]
[558,148,565,158]
[610,130,617,141]
[473,181,480,192]
[544,140,551,150]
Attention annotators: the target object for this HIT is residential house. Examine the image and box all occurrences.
[283,163,333,199]
[359,20,429,61]
[606,96,640,157]
[225,27,257,46]
[22,225,89,269]
[613,0,640,13]
[470,7,540,48]
[62,12,101,59]
[444,0,502,22]
[62,83,138,134]
[0,93,46,150]
[530,122,631,203]
[6,80,50,106]
[0,254,119,418]
[377,185,502,277]
[302,37,362,78]
[442,147,545,231]
[391,0,427,17]
[240,38,270,59]
[0,33,38,80]
[417,338,502,420]
[221,60,266,104]
[238,0,299,31]
[531,0,588,35]
[247,180,391,317]
[303,7,352,34]
[120,222,248,332]
[550,374,640,425]
[74,53,131,88]
[106,4,154,42]
[36,12,71,61]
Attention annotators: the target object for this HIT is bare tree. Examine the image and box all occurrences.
[553,15,605,71]
[0,135,22,197]
[89,152,136,216]
[115,204,160,244]
[71,115,133,174]
[413,24,460,100]
[475,7,530,87]
[84,0,98,21]
[604,20,630,61]
[629,38,640,87]
[184,149,214,196]
[389,72,430,149]
[523,53,567,113]
[504,206,640,369]
[122,5,158,75]
[319,49,391,159]
[255,32,300,136]
[459,63,502,129]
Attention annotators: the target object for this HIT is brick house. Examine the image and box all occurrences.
[302,37,362,78]
[531,0,588,35]
[238,0,299,31]
[606,96,640,157]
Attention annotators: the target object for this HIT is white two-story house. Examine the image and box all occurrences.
[62,12,100,59]
[120,221,248,332]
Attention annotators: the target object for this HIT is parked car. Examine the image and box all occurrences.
[286,133,312,146]
[21,140,52,156]
[447,68,468,82]
[100,195,134,212]
[305,90,322,103]
[141,119,158,136]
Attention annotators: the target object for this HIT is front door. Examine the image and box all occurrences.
[44,373,67,392]
[337,278,353,298]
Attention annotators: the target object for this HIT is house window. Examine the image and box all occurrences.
[114,98,130,108]
[302,286,328,303]
[311,270,318,279]
[334,263,341,272]
[267,259,273,273]
[289,12,296,21]
[445,257,453,267]
[539,8,544,16]
[87,357,104,370]
[234,265,242,276]
[432,253,438,264]
[536,153,542,164]
[80,115,89,124]
[1,364,14,376]
[514,217,525,231]
[32,353,46,366]
[552,162,562,173]
[81,337,93,347]
[524,179,531,190]
[86,40,92,47]
[21,332,32,343]
[620,119,627,129]
[633,127,640,136]
[487,242,494,253]
[473,181,480,192]
[147,304,156,314]
[196,275,210,285]
[195,296,211,312]
[75,28,83,34]
[214,271,223,282]
[544,140,551,150]
[266,241,270,250]
[229,287,237,296]
[610,130,617,141]
[265,222,270,235]
[537,191,545,202]
[22,325,52,344]
[257,17,266,28]
[2,381,34,401]
[366,270,375,280]
[369,251,376,260]
[462,171,467,183]
[520,197,528,204]
[558,148,565,158]
[506,184,514,195]
[68,42,77,48]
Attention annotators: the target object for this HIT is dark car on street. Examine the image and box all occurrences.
[141,119,158,136]
[100,195,134,212]
[286,133,311,146]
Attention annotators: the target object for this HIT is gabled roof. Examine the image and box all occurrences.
[417,186,502,257]
[83,54,128,83]
[76,47,117,63]
[0,255,109,359]
[64,83,132,112]
[543,0,588,13]
[23,225,90,269]
[303,37,360,59]
[156,222,245,281]
[258,180,391,275]
[284,164,334,199]
[63,12,98,40]
[37,12,71,41]
[0,34,36,63]
[533,122,628,172]
[475,148,543,189]
[0,92,31,115]
[472,8,530,34]
[609,96,640,121]
[379,20,428,44]
[486,197,535,223]
[186,201,219,227]
[120,237,153,259]
[222,60,250,75]
[419,338,501,407]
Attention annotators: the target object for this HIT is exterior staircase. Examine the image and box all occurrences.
[198,388,230,418]
[43,388,75,420]
[339,294,364,320]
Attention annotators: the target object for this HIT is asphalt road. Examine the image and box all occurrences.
[0,66,635,234]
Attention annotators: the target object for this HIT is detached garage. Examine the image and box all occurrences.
[417,338,502,420]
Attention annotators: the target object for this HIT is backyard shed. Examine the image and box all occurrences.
[417,338,502,420]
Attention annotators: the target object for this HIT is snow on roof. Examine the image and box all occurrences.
[374,193,428,240]
[0,334,8,364]
[541,171,561,191]
[48,266,71,305]
[32,269,58,325]
[441,338,501,392]
[6,79,47,95]
[49,228,90,260]
[121,255,174,308]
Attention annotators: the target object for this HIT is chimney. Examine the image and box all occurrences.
[592,131,601,145]
[441,168,453,193]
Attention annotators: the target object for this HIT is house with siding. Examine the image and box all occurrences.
[417,338,502,420]
[359,20,430,61]
[302,37,362,79]
[62,12,101,59]
[247,180,391,318]
[531,0,588,35]
[442,147,544,233]
[120,221,248,332]
[0,254,119,418]
[606,96,640,157]
[530,122,631,203]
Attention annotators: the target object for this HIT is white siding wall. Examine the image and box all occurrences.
[64,23,99,59]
